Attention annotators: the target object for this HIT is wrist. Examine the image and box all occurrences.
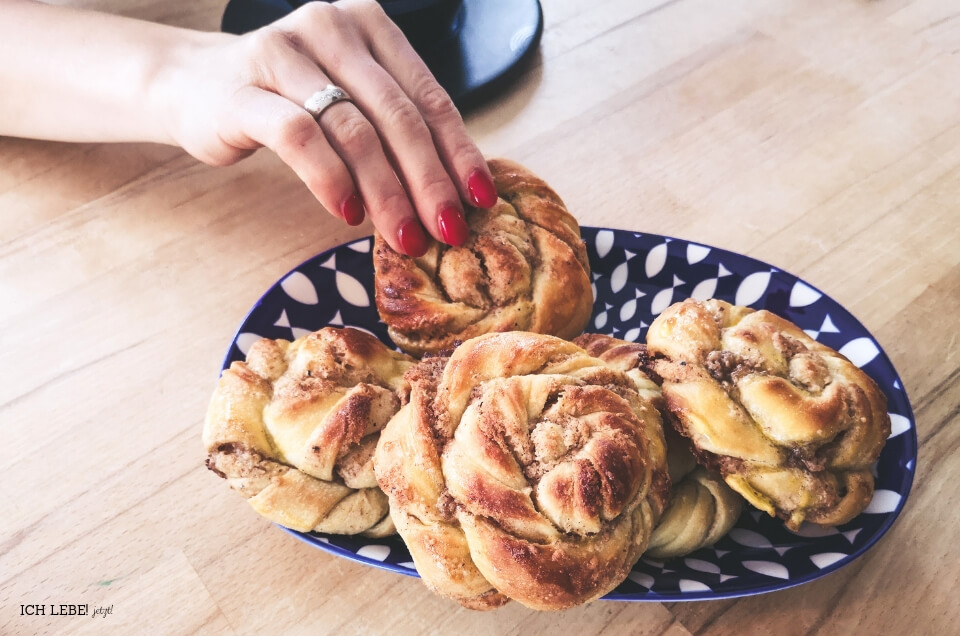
[145,29,233,148]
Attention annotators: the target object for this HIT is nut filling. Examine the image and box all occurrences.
[374,332,670,610]
[646,298,891,530]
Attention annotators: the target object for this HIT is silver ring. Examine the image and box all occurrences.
[303,84,352,120]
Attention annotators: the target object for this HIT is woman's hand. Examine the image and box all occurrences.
[158,0,497,256]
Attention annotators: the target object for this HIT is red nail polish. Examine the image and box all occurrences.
[397,219,429,257]
[438,205,470,246]
[467,169,498,208]
[341,193,365,226]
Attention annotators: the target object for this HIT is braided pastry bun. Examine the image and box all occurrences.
[374,332,670,610]
[646,299,890,530]
[374,159,593,357]
[573,333,742,558]
[204,327,414,537]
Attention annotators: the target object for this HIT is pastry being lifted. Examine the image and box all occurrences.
[373,159,593,357]
[646,299,890,530]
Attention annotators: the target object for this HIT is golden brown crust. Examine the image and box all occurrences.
[572,334,663,408]
[573,334,744,557]
[374,159,592,357]
[646,299,890,530]
[203,327,415,537]
[374,332,669,611]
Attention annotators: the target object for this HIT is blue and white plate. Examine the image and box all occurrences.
[222,228,916,601]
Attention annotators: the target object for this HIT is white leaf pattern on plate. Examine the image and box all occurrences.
[595,230,615,258]
[788,524,838,538]
[679,579,712,592]
[690,277,717,301]
[646,242,668,278]
[863,490,902,514]
[335,271,370,307]
[789,280,822,307]
[729,528,774,550]
[839,337,880,368]
[235,332,264,356]
[619,289,646,322]
[348,238,371,253]
[319,253,370,307]
[734,271,771,307]
[594,311,608,330]
[743,561,790,580]
[610,251,635,293]
[820,314,840,333]
[687,244,711,264]
[684,559,720,575]
[356,545,390,561]
[888,413,911,438]
[594,303,612,330]
[280,271,319,305]
[628,572,654,589]
[843,529,863,544]
[810,553,847,569]
[650,275,684,315]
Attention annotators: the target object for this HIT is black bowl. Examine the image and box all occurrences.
[221,0,543,109]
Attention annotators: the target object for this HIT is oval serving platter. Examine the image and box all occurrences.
[221,227,917,602]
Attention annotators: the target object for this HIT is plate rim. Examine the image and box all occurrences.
[220,227,918,602]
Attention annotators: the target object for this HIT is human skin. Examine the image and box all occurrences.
[0,0,500,256]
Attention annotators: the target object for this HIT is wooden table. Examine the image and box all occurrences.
[3,0,958,633]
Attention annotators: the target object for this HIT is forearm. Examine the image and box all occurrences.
[0,0,223,144]
[0,0,496,256]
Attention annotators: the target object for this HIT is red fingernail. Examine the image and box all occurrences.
[341,193,365,226]
[467,169,498,208]
[397,219,429,257]
[438,205,470,246]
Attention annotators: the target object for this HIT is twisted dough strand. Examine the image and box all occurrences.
[374,159,592,357]
[574,333,743,558]
[204,327,414,537]
[375,332,669,610]
[647,299,890,529]
[645,428,743,558]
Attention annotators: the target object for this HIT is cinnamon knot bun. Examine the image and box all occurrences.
[374,332,670,610]
[646,299,890,530]
[573,333,743,558]
[204,327,414,537]
[374,159,593,357]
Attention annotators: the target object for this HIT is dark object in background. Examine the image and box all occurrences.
[221,0,543,110]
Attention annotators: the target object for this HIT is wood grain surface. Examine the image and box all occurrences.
[3,0,959,634]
